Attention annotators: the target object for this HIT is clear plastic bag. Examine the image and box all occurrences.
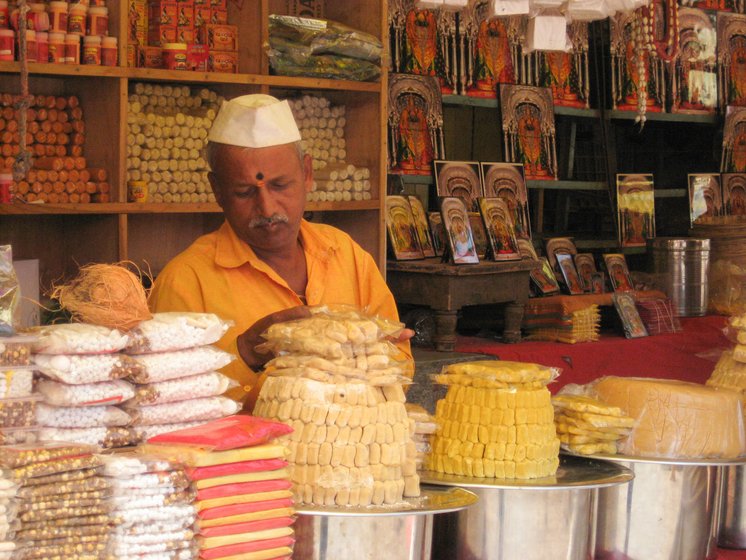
[16,476,109,499]
[111,504,196,527]
[113,519,198,536]
[33,353,142,384]
[36,379,135,407]
[0,246,20,336]
[35,403,132,428]
[132,372,237,405]
[108,470,190,492]
[127,345,234,383]
[19,502,111,523]
[132,421,205,442]
[0,336,34,367]
[100,454,175,478]
[20,466,101,487]
[0,367,34,398]
[129,396,240,426]
[111,488,196,510]
[38,426,139,449]
[11,454,103,483]
[15,522,109,542]
[31,324,129,354]
[0,397,39,428]
[0,441,96,468]
[125,313,232,354]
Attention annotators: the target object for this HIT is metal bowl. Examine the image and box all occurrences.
[292,486,477,560]
[716,463,746,549]
[422,454,633,560]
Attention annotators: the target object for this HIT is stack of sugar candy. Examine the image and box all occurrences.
[123,312,240,441]
[142,414,296,560]
[0,442,110,559]
[0,466,19,559]
[552,394,635,455]
[0,334,39,446]
[405,404,438,471]
[101,453,198,559]
[31,324,140,449]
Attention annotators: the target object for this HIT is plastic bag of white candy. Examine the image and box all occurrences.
[36,378,135,407]
[131,421,205,442]
[33,353,142,384]
[133,372,237,405]
[111,504,196,526]
[35,403,132,428]
[99,453,174,478]
[128,396,240,425]
[31,324,129,354]
[114,547,196,560]
[128,345,234,383]
[125,312,232,354]
[37,426,139,449]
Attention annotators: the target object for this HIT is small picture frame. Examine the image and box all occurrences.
[478,197,521,261]
[603,253,634,292]
[545,237,578,275]
[440,196,479,264]
[386,196,424,260]
[616,173,655,248]
[427,212,447,257]
[434,160,483,211]
[721,173,746,217]
[480,162,532,241]
[687,173,722,225]
[589,271,606,294]
[556,253,585,295]
[530,257,561,295]
[573,253,597,291]
[407,195,436,258]
[517,238,539,260]
[613,292,649,339]
[469,212,489,260]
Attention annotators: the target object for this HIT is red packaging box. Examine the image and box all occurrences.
[208,50,238,73]
[129,0,147,45]
[210,0,226,9]
[187,43,208,71]
[195,6,211,27]
[148,23,177,45]
[177,27,195,43]
[126,44,137,67]
[148,0,178,25]
[202,23,237,51]
[177,2,194,27]
[286,0,324,17]
[138,46,163,68]
[210,8,227,24]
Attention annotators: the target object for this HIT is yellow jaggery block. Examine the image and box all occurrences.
[567,441,617,455]
[196,507,295,529]
[196,490,294,511]
[552,394,625,417]
[217,546,294,560]
[442,360,555,384]
[194,469,290,489]
[141,443,287,467]
[199,527,294,549]
[557,414,632,434]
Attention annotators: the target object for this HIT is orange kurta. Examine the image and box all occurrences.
[149,220,411,405]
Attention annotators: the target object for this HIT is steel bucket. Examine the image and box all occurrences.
[649,237,710,317]
[716,463,746,549]
[292,486,477,560]
[594,455,735,560]
[423,455,633,560]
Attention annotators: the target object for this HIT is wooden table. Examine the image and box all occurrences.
[386,258,538,351]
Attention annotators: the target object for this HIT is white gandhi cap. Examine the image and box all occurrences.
[207,94,302,148]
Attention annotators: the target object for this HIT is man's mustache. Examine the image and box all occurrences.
[249,214,289,228]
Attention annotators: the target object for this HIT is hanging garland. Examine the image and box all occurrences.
[12,0,33,184]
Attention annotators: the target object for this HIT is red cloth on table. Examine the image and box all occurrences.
[455,315,730,392]
[718,549,746,559]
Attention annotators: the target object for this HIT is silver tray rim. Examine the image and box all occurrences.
[419,454,633,490]
[564,450,746,467]
[296,486,478,517]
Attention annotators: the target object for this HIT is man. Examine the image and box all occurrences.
[149,94,412,408]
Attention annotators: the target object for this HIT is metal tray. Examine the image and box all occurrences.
[564,450,746,467]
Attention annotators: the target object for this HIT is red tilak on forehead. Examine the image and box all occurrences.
[256,172,264,187]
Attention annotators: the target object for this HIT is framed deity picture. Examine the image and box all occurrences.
[440,196,479,264]
[574,253,597,291]
[722,106,746,173]
[671,8,717,114]
[427,212,447,257]
[603,253,634,292]
[517,238,539,260]
[556,253,585,295]
[385,196,424,260]
[722,173,746,216]
[468,212,489,260]
[434,160,483,211]
[616,174,655,248]
[407,195,436,258]
[589,272,606,294]
[613,292,649,339]
[545,237,578,275]
[687,173,722,225]
[480,162,532,241]
[477,197,521,261]
[530,257,561,295]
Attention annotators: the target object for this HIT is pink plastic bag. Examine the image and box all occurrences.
[147,415,293,450]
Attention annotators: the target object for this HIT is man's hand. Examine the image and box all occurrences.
[236,306,312,371]
[395,328,416,343]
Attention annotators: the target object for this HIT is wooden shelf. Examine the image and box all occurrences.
[441,95,601,118]
[654,189,687,198]
[526,180,607,191]
[607,110,719,124]
[0,61,128,78]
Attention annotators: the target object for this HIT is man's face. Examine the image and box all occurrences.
[209,143,312,253]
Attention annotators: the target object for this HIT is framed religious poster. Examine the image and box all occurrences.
[517,238,539,260]
[530,257,561,295]
[469,212,489,260]
[613,292,649,339]
[407,195,436,257]
[672,8,718,115]
[574,253,597,291]
[722,173,746,216]
[722,106,746,172]
[434,160,483,211]
[590,272,606,294]
[480,162,532,241]
[717,13,746,110]
[616,174,655,248]
[478,197,521,261]
[535,22,590,109]
[604,253,634,292]
[556,253,585,295]
[427,211,447,256]
[386,196,424,260]
[440,196,479,264]
[545,237,578,276]
[499,85,558,181]
[687,173,722,225]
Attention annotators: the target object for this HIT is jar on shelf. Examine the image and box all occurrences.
[64,33,79,64]
[161,42,187,70]
[0,171,12,204]
[82,34,100,64]
[28,3,49,32]
[87,6,107,36]
[0,0,8,29]
[36,30,47,62]
[0,29,13,61]
[22,29,36,62]
[101,35,116,66]
[67,4,86,35]
[48,1,68,34]
[48,31,64,62]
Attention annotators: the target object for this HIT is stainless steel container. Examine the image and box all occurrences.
[293,486,477,560]
[594,454,744,560]
[422,455,633,560]
[716,463,746,549]
[649,237,711,316]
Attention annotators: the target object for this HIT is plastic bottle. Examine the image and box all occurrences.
[28,3,49,32]
[64,33,79,64]
[0,29,13,61]
[23,29,36,62]
[67,4,87,35]
[36,30,48,62]
[87,6,108,36]
[82,34,100,64]
[48,31,64,63]
[0,0,8,29]
[161,42,187,70]
[48,1,69,34]
[101,35,116,66]
[0,171,12,204]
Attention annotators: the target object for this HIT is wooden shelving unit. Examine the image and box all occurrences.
[0,1,389,285]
